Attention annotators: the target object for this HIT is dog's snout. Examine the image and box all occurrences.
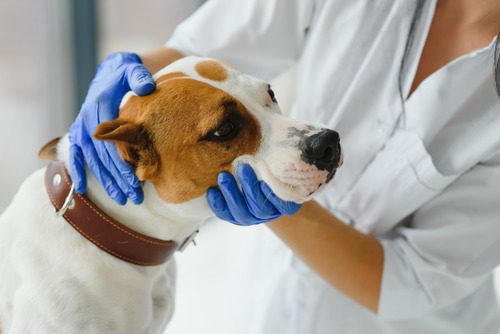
[300,129,341,172]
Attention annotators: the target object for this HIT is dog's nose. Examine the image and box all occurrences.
[300,129,341,172]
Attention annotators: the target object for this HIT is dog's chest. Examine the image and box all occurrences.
[32,264,175,334]
[0,168,176,334]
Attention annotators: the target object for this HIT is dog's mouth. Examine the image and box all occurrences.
[264,164,336,203]
[237,146,342,203]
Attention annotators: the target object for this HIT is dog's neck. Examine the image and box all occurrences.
[57,135,213,244]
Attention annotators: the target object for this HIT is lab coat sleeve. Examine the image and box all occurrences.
[377,151,500,320]
[165,0,316,80]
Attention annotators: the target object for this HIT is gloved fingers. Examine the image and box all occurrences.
[68,52,153,205]
[80,137,127,205]
[217,172,260,225]
[260,181,302,215]
[126,63,156,96]
[92,98,143,203]
[103,140,143,201]
[104,140,140,187]
[207,188,237,224]
[94,89,122,122]
[104,153,143,205]
[69,144,87,194]
[92,139,143,204]
[237,164,280,219]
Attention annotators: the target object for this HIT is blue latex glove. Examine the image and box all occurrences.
[207,164,302,226]
[69,52,156,205]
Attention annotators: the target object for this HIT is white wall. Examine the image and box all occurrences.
[0,0,74,212]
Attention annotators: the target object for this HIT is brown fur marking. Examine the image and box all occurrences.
[38,137,61,160]
[95,77,261,204]
[195,60,228,82]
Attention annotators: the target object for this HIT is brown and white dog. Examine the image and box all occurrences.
[0,57,341,334]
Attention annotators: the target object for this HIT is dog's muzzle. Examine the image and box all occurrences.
[299,129,342,173]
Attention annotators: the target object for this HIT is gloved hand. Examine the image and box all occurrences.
[69,52,156,205]
[207,164,301,226]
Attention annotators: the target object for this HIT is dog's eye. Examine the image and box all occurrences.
[205,119,241,142]
[203,102,244,142]
[213,122,236,138]
[267,84,277,103]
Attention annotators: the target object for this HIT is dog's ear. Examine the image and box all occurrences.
[94,119,147,144]
[38,137,61,160]
[94,119,160,180]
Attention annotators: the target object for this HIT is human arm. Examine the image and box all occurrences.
[211,151,500,318]
[139,47,184,74]
[207,165,383,312]
[268,200,384,312]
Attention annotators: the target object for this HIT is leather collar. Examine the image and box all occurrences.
[44,161,182,266]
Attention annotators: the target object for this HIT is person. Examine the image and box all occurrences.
[69,0,500,332]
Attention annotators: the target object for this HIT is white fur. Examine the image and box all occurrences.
[0,57,336,334]
[0,135,213,334]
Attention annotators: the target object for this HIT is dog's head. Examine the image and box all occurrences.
[94,57,342,205]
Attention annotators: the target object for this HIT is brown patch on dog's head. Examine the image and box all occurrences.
[95,73,261,203]
[38,137,61,160]
[195,60,228,82]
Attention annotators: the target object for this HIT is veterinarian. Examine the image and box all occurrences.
[69,0,500,333]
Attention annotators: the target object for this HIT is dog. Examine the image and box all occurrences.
[0,56,341,334]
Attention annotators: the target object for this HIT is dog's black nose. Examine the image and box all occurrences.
[300,129,341,172]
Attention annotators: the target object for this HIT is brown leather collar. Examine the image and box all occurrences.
[44,161,180,266]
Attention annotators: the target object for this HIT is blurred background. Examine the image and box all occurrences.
[0,1,295,333]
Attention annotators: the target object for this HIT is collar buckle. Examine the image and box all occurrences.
[178,229,199,252]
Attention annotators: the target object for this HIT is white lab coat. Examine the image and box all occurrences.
[166,0,500,332]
